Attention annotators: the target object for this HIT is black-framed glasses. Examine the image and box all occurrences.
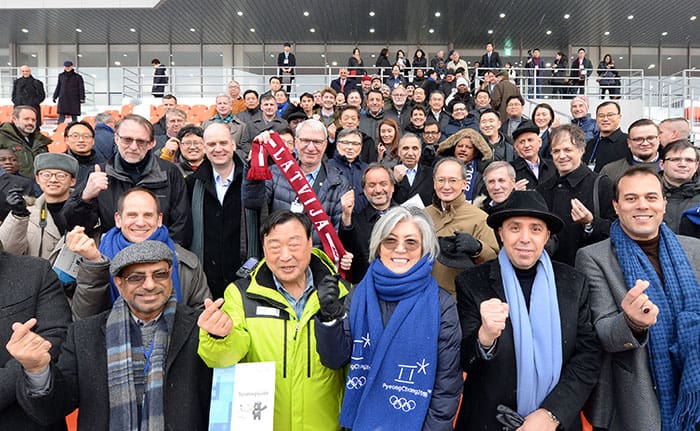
[629,136,658,144]
[664,157,698,164]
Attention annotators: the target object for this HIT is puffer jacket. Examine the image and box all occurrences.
[198,249,348,431]
[663,175,700,233]
[244,161,351,247]
[0,122,50,177]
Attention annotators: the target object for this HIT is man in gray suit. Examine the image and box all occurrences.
[576,166,700,431]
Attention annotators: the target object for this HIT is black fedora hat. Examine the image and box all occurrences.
[486,190,564,233]
[511,120,540,142]
[437,236,476,270]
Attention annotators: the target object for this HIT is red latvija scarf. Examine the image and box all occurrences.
[247,133,348,277]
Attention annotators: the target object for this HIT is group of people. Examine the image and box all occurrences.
[0,55,699,431]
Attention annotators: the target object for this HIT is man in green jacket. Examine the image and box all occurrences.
[0,105,51,177]
[198,210,350,431]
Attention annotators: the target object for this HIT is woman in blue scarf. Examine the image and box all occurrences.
[315,206,463,430]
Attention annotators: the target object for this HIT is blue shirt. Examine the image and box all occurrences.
[273,268,315,320]
[213,166,234,205]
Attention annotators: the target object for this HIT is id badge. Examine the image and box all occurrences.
[290,200,304,213]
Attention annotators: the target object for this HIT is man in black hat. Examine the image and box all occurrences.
[454,190,600,431]
[7,240,212,429]
[511,120,555,189]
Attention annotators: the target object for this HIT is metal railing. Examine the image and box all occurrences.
[0,67,96,106]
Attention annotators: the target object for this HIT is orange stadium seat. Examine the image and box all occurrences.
[121,104,134,117]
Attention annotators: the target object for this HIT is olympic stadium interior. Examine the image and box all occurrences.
[1,0,699,140]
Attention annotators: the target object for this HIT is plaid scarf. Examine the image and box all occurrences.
[610,221,700,430]
[106,294,177,431]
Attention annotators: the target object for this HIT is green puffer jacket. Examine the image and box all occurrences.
[198,248,349,431]
[0,122,50,177]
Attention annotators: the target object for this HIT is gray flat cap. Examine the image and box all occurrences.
[110,240,174,277]
[34,153,79,178]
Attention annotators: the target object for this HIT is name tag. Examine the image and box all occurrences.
[256,306,280,317]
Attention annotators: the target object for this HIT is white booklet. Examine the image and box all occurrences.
[208,362,276,431]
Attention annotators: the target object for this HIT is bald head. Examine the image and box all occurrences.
[659,118,690,147]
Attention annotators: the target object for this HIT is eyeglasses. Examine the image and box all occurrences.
[297,138,326,148]
[119,269,171,286]
[435,177,465,186]
[338,140,362,147]
[180,140,203,147]
[597,112,620,119]
[117,134,151,148]
[67,133,93,140]
[452,107,467,112]
[664,157,698,164]
[381,237,421,251]
[38,171,70,181]
[423,131,441,135]
[629,135,658,144]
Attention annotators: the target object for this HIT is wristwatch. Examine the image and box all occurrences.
[546,409,561,425]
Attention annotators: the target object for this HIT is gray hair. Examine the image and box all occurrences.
[215,93,232,103]
[95,112,114,125]
[433,156,468,180]
[296,118,328,140]
[483,160,516,180]
[368,206,439,263]
[336,127,362,142]
[361,162,395,187]
[165,108,187,121]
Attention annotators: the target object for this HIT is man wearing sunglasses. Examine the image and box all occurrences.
[62,114,192,247]
[8,240,212,429]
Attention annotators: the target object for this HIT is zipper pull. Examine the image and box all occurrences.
[293,322,300,340]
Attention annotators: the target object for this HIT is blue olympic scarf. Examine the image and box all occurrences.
[610,220,700,430]
[339,256,440,429]
[464,159,476,202]
[498,249,563,417]
[99,226,182,303]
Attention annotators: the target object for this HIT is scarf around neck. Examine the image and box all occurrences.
[99,225,182,303]
[498,248,563,417]
[339,256,440,429]
[106,294,176,431]
[610,221,700,430]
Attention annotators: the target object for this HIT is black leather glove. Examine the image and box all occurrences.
[6,187,29,217]
[495,404,524,430]
[454,232,482,257]
[316,274,345,322]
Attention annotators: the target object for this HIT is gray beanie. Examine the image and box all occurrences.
[109,240,174,277]
[34,153,79,178]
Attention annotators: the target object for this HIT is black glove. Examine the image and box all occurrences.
[495,404,524,430]
[454,232,482,257]
[316,274,345,322]
[5,187,29,217]
[52,99,57,103]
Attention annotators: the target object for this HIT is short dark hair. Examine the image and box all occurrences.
[361,162,395,187]
[596,101,620,114]
[614,166,663,201]
[269,76,281,84]
[627,118,659,135]
[283,42,291,48]
[64,121,95,138]
[480,108,501,121]
[243,89,259,99]
[177,124,203,141]
[423,119,439,130]
[299,92,314,102]
[506,95,525,106]
[661,140,699,160]
[410,105,426,116]
[117,187,161,215]
[261,210,312,239]
[163,94,177,103]
[532,103,555,127]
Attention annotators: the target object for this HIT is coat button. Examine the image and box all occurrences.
[623,342,634,348]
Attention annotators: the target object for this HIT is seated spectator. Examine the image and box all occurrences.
[67,187,210,319]
[0,152,35,220]
[315,87,338,126]
[436,128,493,202]
[151,93,176,136]
[569,95,598,142]
[442,101,479,137]
[511,120,556,189]
[0,148,22,176]
[385,65,406,89]
[0,153,78,262]
[275,89,292,117]
[499,95,527,140]
[154,108,186,152]
[236,89,260,125]
[243,94,289,149]
[0,105,50,177]
[404,105,427,135]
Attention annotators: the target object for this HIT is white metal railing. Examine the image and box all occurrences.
[0,67,96,106]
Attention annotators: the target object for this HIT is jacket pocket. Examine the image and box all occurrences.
[0,296,34,317]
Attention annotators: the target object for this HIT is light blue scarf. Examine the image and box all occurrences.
[498,249,563,417]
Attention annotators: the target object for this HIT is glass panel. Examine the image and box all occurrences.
[47,45,76,68]
[631,47,658,77]
[109,44,138,67]
[172,44,200,67]
[77,44,107,67]
[18,44,45,67]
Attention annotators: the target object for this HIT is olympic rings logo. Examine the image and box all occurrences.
[389,395,416,412]
[346,376,366,389]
